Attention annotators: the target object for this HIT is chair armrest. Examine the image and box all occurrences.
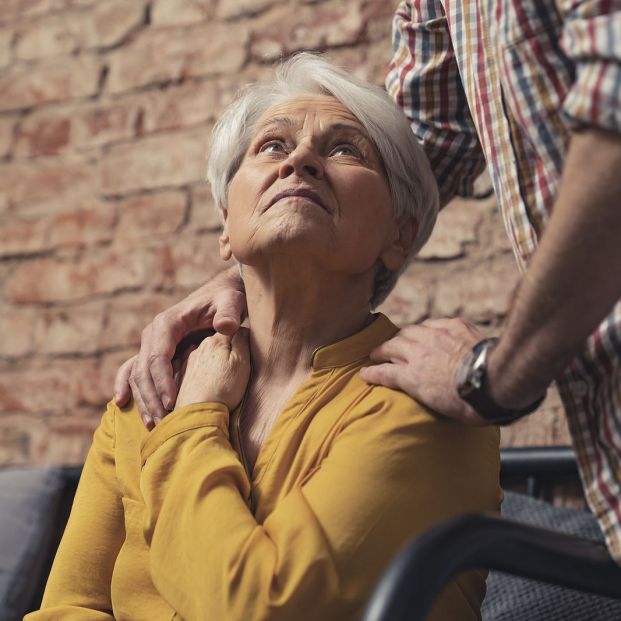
[362,513,621,621]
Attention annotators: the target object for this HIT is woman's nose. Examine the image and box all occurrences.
[278,146,324,179]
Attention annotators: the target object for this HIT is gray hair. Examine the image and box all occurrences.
[207,53,439,306]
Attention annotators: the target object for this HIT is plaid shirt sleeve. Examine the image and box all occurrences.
[385,0,486,206]
[560,1,621,132]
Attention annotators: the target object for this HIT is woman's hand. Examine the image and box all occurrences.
[175,329,251,412]
[113,267,246,428]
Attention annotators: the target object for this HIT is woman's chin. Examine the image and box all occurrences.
[236,222,332,257]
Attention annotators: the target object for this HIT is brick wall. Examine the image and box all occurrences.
[0,0,569,466]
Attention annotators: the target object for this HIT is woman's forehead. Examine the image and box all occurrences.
[255,95,365,132]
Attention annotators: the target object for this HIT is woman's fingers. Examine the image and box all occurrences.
[111,268,248,428]
[176,330,251,411]
[231,325,250,356]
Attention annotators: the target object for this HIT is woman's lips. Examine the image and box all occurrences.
[267,188,327,212]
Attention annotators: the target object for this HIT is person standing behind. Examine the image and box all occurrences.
[114,0,621,561]
[360,0,621,561]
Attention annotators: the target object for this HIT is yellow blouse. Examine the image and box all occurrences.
[28,314,501,621]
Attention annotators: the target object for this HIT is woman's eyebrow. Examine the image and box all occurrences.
[256,116,296,132]
[327,122,372,142]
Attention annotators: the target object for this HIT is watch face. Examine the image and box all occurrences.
[455,350,477,397]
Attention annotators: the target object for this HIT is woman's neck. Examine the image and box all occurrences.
[242,260,373,382]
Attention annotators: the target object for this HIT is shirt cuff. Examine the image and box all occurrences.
[140,402,229,466]
[562,61,621,133]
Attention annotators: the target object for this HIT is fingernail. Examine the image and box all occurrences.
[163,395,173,410]
[153,416,162,425]
[142,415,152,427]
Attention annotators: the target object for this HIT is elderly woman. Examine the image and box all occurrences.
[28,54,500,621]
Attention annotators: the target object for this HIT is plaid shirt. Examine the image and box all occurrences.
[387,0,621,560]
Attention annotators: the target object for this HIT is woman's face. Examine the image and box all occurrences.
[222,95,412,276]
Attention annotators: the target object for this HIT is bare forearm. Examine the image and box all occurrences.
[488,128,621,408]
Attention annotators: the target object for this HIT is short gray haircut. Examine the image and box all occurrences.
[207,53,439,306]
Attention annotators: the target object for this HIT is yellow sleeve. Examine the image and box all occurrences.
[140,395,499,621]
[25,402,124,621]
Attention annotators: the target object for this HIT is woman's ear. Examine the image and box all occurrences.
[379,216,418,272]
[218,210,233,261]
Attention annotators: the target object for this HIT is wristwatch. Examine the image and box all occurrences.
[455,337,546,425]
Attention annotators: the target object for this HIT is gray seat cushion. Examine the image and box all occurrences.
[482,491,621,621]
[0,467,66,621]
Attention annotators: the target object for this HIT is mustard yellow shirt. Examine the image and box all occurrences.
[27,314,501,621]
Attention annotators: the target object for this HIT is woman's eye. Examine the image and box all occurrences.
[331,144,360,157]
[259,140,287,154]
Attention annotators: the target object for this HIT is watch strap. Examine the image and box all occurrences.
[457,338,546,425]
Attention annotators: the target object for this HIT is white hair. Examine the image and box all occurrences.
[207,53,439,306]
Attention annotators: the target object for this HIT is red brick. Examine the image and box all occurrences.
[76,99,140,149]
[217,0,276,20]
[74,100,140,148]
[99,349,139,400]
[100,292,180,349]
[0,205,113,257]
[14,11,88,60]
[0,155,96,205]
[0,415,44,466]
[0,0,62,24]
[106,22,249,95]
[46,201,116,248]
[152,234,226,290]
[15,116,71,157]
[0,54,101,112]
[364,39,393,86]
[0,363,87,415]
[44,414,102,465]
[190,182,223,232]
[433,253,520,321]
[324,47,368,81]
[152,0,212,26]
[100,130,209,195]
[0,28,12,68]
[0,116,13,157]
[67,0,101,8]
[12,1,144,58]
[363,0,397,23]
[0,215,48,256]
[91,0,146,48]
[16,100,140,156]
[0,308,36,357]
[6,250,151,303]
[117,190,187,240]
[418,197,487,260]
[35,302,106,355]
[250,1,365,61]
[501,385,571,447]
[141,81,220,133]
[379,266,430,324]
[0,408,102,466]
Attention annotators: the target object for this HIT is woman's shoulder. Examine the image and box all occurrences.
[342,370,500,457]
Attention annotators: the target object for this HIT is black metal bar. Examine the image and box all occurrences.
[500,446,577,477]
[362,513,621,621]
